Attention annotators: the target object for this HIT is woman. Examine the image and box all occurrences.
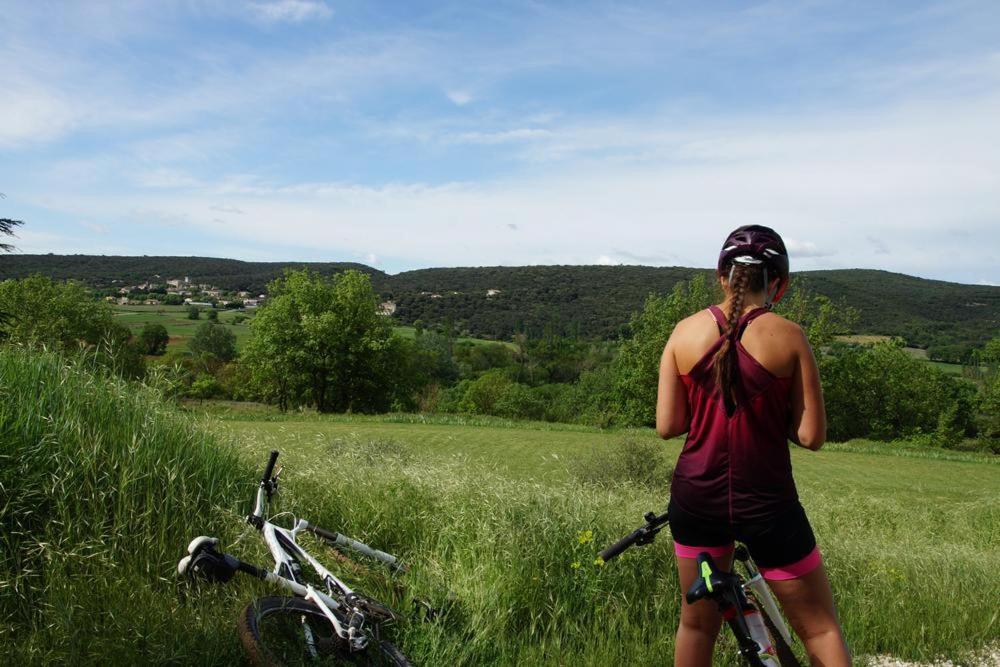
[656,226,850,666]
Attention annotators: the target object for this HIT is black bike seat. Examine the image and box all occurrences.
[685,553,741,604]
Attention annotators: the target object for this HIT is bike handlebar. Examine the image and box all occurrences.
[598,510,669,562]
[261,450,279,486]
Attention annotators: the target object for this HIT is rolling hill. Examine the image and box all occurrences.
[2,255,996,359]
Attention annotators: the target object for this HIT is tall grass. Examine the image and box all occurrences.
[1,349,996,664]
[245,432,999,666]
[0,348,251,664]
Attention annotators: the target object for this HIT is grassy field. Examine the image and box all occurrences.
[113,304,254,354]
[203,411,999,665]
[3,351,998,665]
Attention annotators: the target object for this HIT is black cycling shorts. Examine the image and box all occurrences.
[667,499,821,581]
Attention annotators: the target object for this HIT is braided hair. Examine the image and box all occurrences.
[712,262,767,414]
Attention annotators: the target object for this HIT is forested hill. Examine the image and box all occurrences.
[2,255,997,358]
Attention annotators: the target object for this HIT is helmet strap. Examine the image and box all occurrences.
[763,266,776,309]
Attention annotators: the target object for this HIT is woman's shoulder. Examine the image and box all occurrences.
[748,311,811,349]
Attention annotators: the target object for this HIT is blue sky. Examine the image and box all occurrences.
[1,0,998,284]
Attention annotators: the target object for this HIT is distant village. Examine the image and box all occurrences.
[104,276,268,309]
[101,275,500,316]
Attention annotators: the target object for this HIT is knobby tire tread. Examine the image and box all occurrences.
[237,596,410,667]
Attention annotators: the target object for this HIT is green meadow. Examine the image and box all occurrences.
[4,347,996,665]
[114,305,510,356]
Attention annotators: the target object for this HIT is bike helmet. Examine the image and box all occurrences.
[717,225,790,305]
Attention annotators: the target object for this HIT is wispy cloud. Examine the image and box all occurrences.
[248,1,333,24]
[446,90,474,106]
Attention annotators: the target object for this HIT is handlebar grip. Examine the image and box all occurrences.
[261,450,279,485]
[599,529,641,562]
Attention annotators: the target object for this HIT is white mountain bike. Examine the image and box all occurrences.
[178,450,411,666]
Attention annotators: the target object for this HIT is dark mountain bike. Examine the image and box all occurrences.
[178,450,411,666]
[601,511,801,667]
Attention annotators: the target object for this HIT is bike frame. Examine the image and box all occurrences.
[244,454,402,652]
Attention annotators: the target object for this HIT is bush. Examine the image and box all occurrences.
[570,435,674,490]
[138,323,169,355]
[187,304,201,319]
[821,341,978,442]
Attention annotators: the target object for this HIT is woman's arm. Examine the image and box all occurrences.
[788,326,826,450]
[656,336,689,439]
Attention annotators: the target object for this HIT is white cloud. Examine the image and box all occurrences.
[452,128,553,145]
[446,90,473,106]
[784,239,830,259]
[249,0,332,24]
[0,83,79,147]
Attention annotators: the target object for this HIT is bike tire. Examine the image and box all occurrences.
[237,596,411,667]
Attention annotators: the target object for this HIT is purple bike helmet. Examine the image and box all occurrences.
[717,225,790,305]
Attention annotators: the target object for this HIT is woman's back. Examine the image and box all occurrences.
[667,305,808,522]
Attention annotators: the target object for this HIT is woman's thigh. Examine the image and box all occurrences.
[766,564,840,639]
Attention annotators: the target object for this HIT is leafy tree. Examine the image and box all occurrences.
[138,323,169,355]
[188,373,222,401]
[775,285,859,348]
[611,275,716,426]
[163,294,184,305]
[187,305,201,320]
[189,321,237,362]
[0,275,113,350]
[820,340,976,442]
[976,337,1000,450]
[206,308,218,321]
[0,207,23,253]
[242,269,395,412]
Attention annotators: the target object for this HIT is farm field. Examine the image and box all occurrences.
[200,410,1000,665]
[114,305,512,355]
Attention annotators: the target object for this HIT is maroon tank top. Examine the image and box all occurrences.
[669,305,798,523]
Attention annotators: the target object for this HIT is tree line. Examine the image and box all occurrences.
[0,269,995,452]
[3,255,997,362]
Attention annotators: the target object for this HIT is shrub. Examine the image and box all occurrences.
[820,341,978,442]
[569,435,674,490]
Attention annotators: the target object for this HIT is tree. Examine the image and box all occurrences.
[774,285,859,348]
[242,269,395,412]
[611,275,716,426]
[189,321,237,362]
[138,323,169,355]
[0,195,23,252]
[187,305,201,320]
[206,309,218,321]
[0,275,114,350]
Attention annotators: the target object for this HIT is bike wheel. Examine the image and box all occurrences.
[237,596,410,666]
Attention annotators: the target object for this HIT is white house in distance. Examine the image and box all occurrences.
[486,289,502,297]
[380,300,397,316]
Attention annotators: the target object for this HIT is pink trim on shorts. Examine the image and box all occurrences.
[759,546,822,581]
[673,542,735,559]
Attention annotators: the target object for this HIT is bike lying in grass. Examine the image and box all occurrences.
[601,511,801,667]
[178,450,411,666]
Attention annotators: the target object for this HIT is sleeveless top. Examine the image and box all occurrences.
[669,305,798,523]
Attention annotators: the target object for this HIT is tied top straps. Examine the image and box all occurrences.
[706,304,770,342]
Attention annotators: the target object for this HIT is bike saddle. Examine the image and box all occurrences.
[177,536,239,583]
[686,552,742,604]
